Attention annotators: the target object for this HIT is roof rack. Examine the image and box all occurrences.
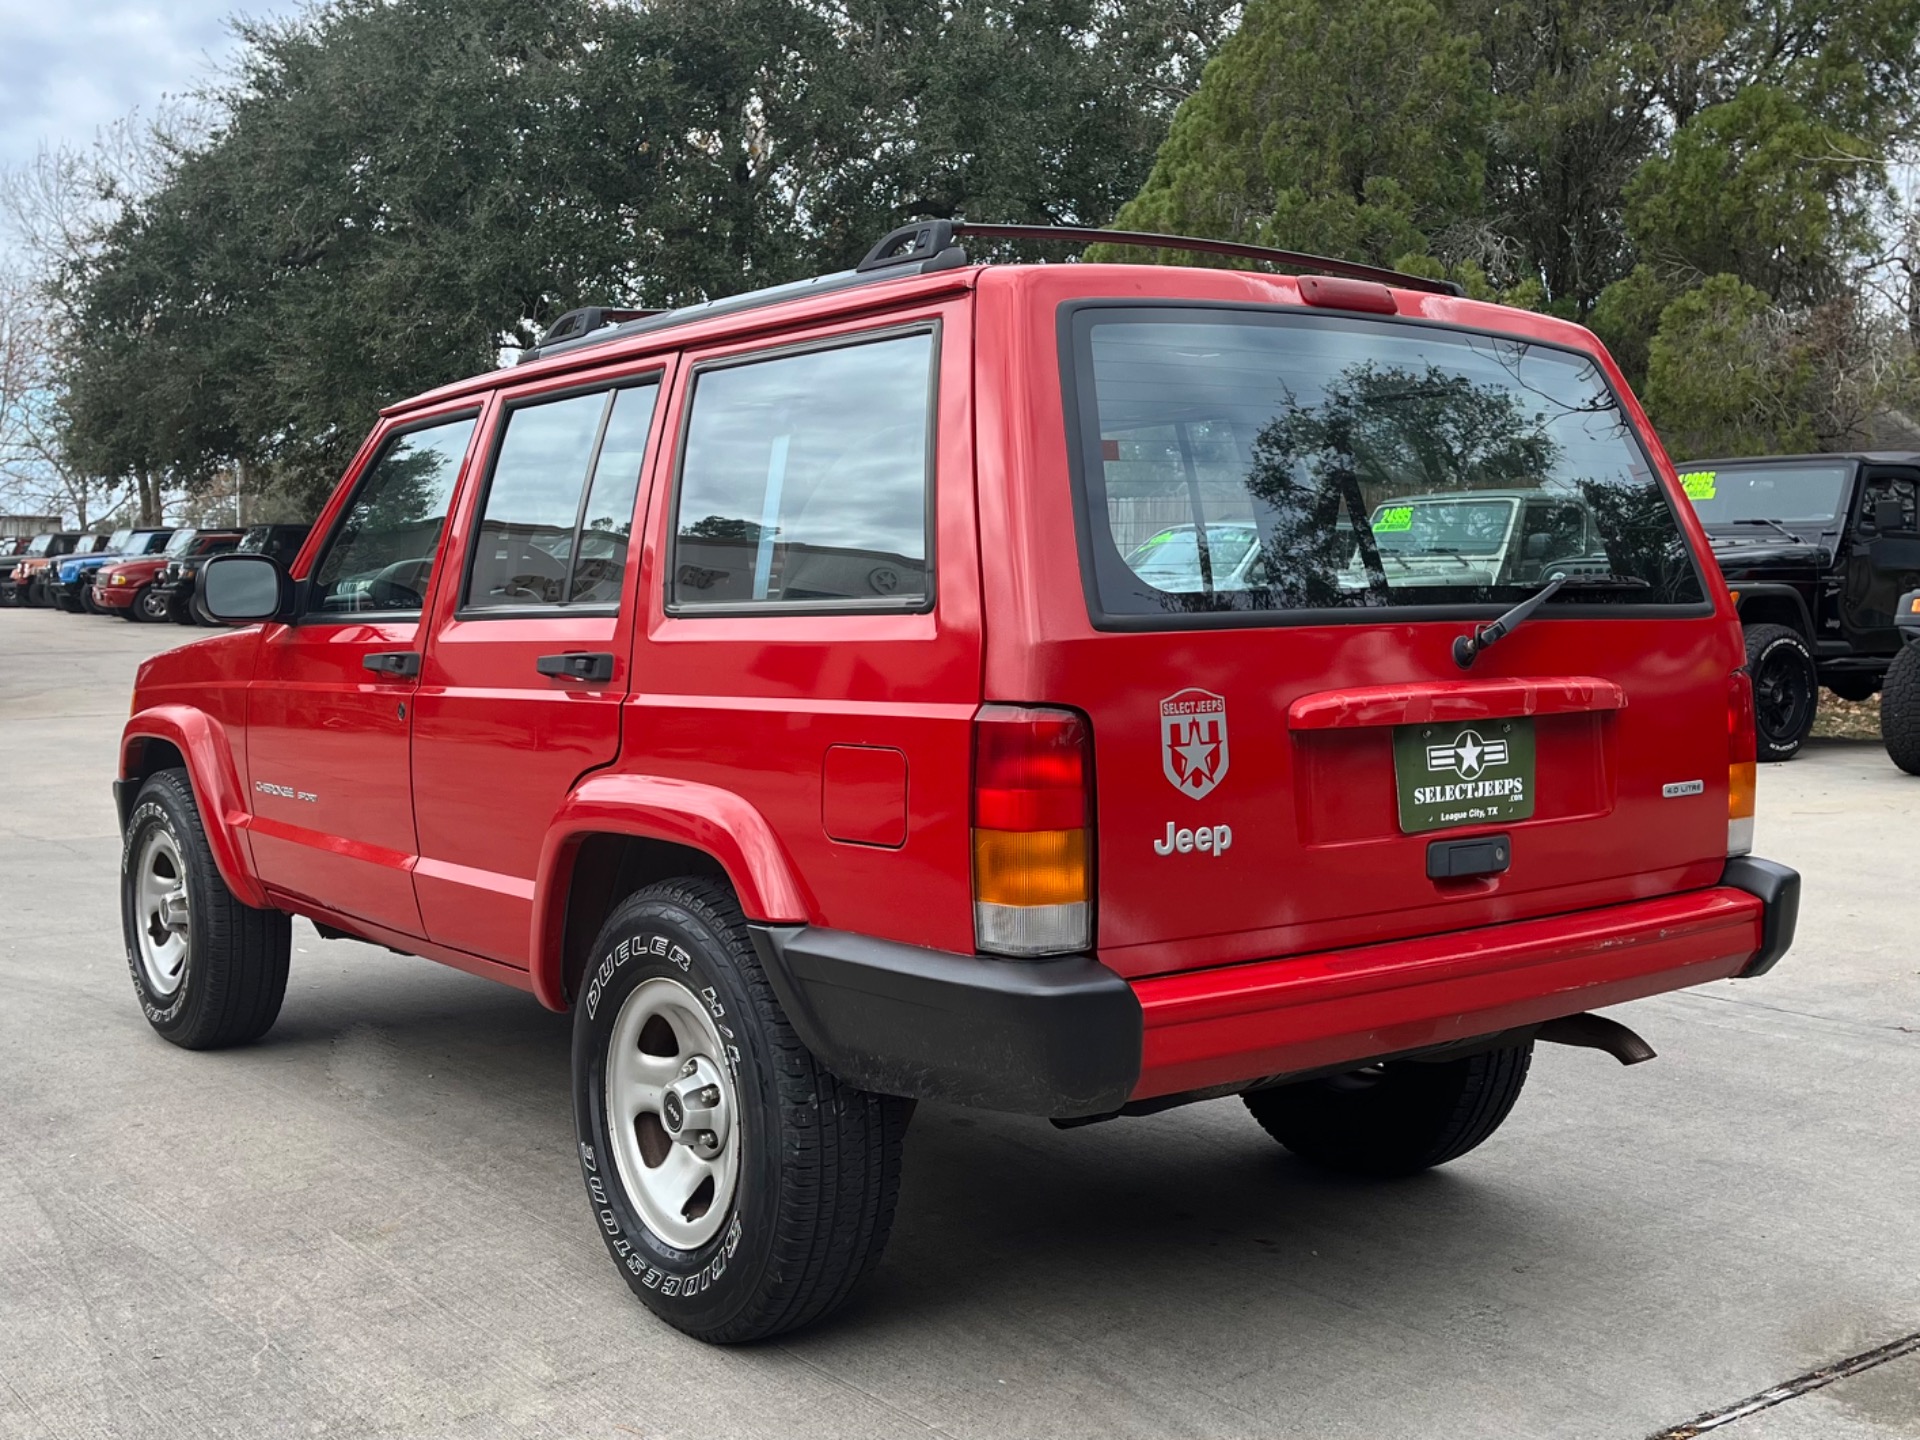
[516,217,1462,365]
[940,221,1465,297]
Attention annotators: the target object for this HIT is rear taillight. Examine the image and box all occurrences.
[971,705,1092,956]
[1728,670,1756,856]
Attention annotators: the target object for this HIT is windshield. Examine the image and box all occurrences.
[1371,498,1517,557]
[1070,309,1705,618]
[105,528,133,552]
[162,529,199,559]
[26,534,52,556]
[1681,462,1849,527]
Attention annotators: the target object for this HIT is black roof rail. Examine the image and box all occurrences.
[535,306,661,349]
[948,221,1465,297]
[515,217,1463,367]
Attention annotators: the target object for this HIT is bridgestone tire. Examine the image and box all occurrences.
[120,769,291,1049]
[572,878,912,1343]
[1882,644,1920,776]
[1745,623,1818,762]
[1243,1042,1533,1179]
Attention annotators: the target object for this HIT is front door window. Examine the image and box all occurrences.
[309,417,478,615]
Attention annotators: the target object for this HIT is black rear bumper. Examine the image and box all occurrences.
[1721,855,1801,977]
[752,855,1801,1118]
[748,925,1141,1119]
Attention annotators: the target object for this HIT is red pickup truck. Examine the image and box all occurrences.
[117,221,1798,1343]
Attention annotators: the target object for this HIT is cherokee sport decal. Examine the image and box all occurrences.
[1160,688,1229,799]
[253,780,318,803]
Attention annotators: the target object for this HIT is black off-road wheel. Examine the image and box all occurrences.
[1243,1042,1533,1179]
[120,769,291,1049]
[573,878,912,1343]
[1745,623,1818,761]
[1882,644,1920,776]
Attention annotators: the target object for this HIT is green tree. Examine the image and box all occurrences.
[56,0,1238,512]
[1104,0,1489,269]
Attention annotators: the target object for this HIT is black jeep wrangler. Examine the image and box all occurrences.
[1683,453,1920,760]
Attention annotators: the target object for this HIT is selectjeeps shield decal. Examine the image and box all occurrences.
[1161,688,1229,799]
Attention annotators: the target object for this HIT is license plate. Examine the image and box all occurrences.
[1392,718,1536,834]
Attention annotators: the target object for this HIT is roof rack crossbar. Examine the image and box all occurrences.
[950,222,1464,297]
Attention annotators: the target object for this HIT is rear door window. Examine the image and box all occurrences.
[462,381,659,611]
[1068,308,1706,622]
[669,331,935,611]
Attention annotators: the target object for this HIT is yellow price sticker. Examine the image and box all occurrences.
[1680,470,1717,501]
[1374,506,1414,533]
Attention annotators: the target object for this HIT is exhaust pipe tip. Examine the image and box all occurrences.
[1536,1012,1657,1066]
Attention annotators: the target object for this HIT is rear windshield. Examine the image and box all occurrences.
[1067,308,1705,621]
[1681,462,1850,526]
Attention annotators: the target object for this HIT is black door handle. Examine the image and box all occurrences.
[362,650,421,677]
[536,651,615,683]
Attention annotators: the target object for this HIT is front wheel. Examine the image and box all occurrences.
[132,586,169,622]
[1745,623,1818,761]
[121,769,291,1048]
[1882,644,1920,776]
[572,878,911,1343]
[1243,1042,1533,1178]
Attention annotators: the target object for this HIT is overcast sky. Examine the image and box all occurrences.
[0,0,299,175]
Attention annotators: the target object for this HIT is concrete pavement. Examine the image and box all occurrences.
[2,605,1917,1440]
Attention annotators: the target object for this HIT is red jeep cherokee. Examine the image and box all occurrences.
[118,222,1798,1343]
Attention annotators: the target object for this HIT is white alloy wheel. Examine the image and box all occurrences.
[134,827,191,996]
[604,976,741,1251]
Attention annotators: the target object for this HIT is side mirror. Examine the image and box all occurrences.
[202,552,292,623]
[1874,498,1905,532]
[1523,532,1552,560]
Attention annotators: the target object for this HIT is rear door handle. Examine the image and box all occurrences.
[536,651,615,683]
[361,650,421,677]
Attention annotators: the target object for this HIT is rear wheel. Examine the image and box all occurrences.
[1745,624,1818,761]
[572,878,911,1342]
[1882,644,1920,776]
[120,768,291,1048]
[1243,1042,1533,1178]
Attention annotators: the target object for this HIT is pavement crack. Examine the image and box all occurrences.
[1646,1328,1920,1438]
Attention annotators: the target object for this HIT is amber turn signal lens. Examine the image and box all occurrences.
[972,828,1089,908]
[1728,761,1756,821]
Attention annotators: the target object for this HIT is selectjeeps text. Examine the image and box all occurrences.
[117,220,1801,1343]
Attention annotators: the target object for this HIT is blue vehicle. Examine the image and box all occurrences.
[50,529,174,612]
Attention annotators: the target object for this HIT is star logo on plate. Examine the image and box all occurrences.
[1160,688,1230,799]
[1426,728,1508,780]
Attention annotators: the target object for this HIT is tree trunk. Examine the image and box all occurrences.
[137,468,161,525]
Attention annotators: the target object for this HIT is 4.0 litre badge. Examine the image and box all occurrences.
[1392,718,1535,833]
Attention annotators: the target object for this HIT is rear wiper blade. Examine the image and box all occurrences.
[1453,573,1568,668]
[1729,518,1801,542]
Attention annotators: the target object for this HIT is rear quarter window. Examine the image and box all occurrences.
[669,330,935,613]
[1066,306,1707,624]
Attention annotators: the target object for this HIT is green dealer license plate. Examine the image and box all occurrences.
[1392,718,1536,833]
